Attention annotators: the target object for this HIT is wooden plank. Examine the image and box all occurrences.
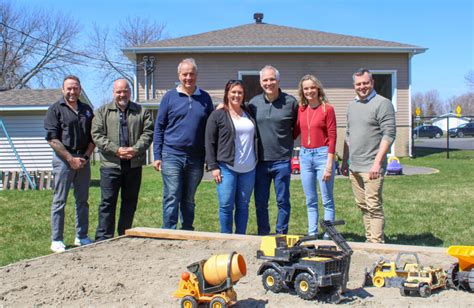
[125,227,447,254]
[46,171,52,190]
[38,171,45,190]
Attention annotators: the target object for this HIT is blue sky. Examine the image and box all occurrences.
[15,0,474,106]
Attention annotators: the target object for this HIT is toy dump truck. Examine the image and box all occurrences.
[446,245,474,291]
[399,266,447,297]
[173,252,247,307]
[364,252,420,288]
[256,220,353,302]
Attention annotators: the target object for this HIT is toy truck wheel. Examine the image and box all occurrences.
[372,275,385,288]
[447,263,460,289]
[419,284,431,298]
[399,286,409,296]
[294,272,318,300]
[180,295,198,308]
[468,269,474,291]
[209,296,227,308]
[262,268,284,293]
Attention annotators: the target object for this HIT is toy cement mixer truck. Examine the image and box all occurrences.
[173,251,247,307]
[446,245,474,291]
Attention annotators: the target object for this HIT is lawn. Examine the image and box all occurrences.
[1,149,473,267]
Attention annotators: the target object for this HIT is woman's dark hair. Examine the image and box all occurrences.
[223,79,246,108]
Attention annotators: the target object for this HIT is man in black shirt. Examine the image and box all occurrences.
[44,75,95,252]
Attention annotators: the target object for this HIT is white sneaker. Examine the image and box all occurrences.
[51,241,66,253]
[74,237,93,246]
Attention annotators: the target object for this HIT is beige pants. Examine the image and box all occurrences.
[349,171,385,243]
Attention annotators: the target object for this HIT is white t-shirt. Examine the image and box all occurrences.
[227,113,257,173]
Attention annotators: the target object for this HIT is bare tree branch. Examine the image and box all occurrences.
[0,0,82,90]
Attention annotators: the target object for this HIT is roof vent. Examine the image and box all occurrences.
[254,13,264,24]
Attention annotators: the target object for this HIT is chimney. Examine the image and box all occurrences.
[254,13,264,24]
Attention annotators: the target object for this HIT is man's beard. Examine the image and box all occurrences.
[116,99,128,109]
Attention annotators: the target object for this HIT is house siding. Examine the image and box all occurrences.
[0,112,53,171]
[136,53,410,156]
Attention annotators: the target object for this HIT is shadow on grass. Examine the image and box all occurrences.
[90,179,100,187]
[413,146,460,157]
[342,232,443,246]
[386,232,443,246]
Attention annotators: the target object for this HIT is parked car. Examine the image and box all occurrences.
[412,125,443,139]
[448,122,474,138]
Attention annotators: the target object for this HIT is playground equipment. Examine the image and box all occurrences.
[364,252,420,288]
[256,220,352,302]
[446,245,474,291]
[173,252,247,307]
[386,156,403,175]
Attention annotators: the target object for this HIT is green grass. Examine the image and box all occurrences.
[1,149,473,266]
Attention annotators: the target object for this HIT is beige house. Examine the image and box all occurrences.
[123,14,426,157]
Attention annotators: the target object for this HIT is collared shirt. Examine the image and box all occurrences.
[44,97,93,152]
[355,90,376,103]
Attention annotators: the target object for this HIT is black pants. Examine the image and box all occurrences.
[95,166,142,240]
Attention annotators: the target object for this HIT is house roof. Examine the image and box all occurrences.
[0,89,91,111]
[123,22,427,59]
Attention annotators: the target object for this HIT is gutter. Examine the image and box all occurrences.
[0,106,50,111]
[123,45,428,60]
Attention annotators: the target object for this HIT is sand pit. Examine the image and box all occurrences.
[0,234,472,307]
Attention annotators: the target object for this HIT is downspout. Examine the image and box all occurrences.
[408,53,413,157]
[133,73,138,102]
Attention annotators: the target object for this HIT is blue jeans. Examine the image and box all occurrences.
[254,160,292,235]
[161,152,204,230]
[216,163,256,234]
[51,154,90,241]
[300,146,335,236]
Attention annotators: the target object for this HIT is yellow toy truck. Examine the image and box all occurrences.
[173,252,247,308]
[363,252,420,288]
[256,220,353,302]
[446,245,474,291]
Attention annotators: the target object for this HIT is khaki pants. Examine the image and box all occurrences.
[349,171,385,243]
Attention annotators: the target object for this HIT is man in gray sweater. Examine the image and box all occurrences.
[341,68,396,243]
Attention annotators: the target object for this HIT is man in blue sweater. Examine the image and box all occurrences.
[153,58,214,230]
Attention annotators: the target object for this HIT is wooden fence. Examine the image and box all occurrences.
[1,170,54,190]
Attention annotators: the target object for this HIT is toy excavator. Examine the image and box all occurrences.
[363,252,420,288]
[173,252,247,307]
[256,220,353,303]
[446,245,474,291]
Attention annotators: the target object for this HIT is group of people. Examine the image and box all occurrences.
[44,58,395,253]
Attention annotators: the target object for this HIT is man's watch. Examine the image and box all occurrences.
[83,155,90,161]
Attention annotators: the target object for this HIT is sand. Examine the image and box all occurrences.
[0,236,472,307]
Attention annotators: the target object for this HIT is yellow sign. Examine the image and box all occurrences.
[456,105,462,117]
[415,107,421,117]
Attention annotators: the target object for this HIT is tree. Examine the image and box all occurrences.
[89,16,166,86]
[412,89,447,117]
[0,0,82,90]
[465,70,474,91]
[451,92,474,115]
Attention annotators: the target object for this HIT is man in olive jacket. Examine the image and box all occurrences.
[92,79,154,240]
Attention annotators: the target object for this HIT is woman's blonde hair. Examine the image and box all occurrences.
[297,74,329,111]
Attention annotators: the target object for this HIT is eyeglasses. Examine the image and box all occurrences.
[227,79,243,84]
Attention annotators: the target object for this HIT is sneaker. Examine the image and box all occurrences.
[74,237,93,246]
[51,241,66,253]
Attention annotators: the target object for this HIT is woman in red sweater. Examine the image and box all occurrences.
[294,74,337,237]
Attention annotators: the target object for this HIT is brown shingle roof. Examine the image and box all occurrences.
[0,89,91,108]
[0,89,62,107]
[135,23,419,49]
